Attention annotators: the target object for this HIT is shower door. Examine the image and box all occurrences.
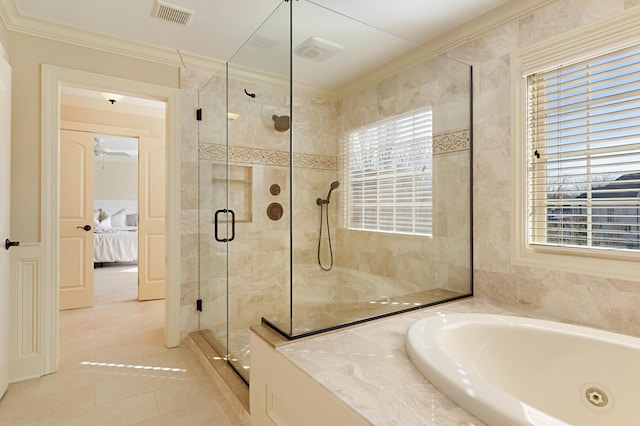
[198,66,251,382]
[198,68,231,376]
[198,1,292,384]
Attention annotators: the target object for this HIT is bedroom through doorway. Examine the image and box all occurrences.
[58,85,167,310]
[93,133,140,305]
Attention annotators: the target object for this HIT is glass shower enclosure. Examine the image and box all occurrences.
[198,0,473,384]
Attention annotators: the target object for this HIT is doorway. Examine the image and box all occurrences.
[39,65,181,377]
[59,86,167,311]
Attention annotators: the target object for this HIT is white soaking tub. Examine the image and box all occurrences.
[406,313,640,426]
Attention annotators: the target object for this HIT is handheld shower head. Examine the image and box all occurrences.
[326,181,340,203]
[316,181,340,205]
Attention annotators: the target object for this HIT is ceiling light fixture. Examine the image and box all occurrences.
[100,92,124,104]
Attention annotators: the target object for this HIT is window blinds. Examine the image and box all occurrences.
[343,109,433,236]
[527,44,640,251]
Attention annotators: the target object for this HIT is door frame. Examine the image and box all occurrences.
[41,65,180,374]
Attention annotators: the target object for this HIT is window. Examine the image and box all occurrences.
[342,109,433,236]
[527,45,640,252]
[512,9,640,281]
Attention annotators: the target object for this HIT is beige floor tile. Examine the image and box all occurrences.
[133,400,232,426]
[92,392,160,426]
[0,298,247,425]
[28,406,97,426]
[96,374,175,406]
[0,383,96,425]
[152,378,226,415]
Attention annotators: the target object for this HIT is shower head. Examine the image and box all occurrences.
[316,181,340,205]
[272,114,290,132]
[326,181,340,203]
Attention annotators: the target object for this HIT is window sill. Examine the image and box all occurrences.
[511,244,640,283]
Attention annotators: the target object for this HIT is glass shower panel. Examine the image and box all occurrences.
[197,0,473,381]
[224,1,292,381]
[283,0,472,336]
[198,68,229,361]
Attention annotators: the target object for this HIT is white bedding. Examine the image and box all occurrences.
[94,227,138,263]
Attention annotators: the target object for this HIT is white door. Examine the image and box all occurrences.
[59,130,95,310]
[138,137,166,301]
[0,48,12,398]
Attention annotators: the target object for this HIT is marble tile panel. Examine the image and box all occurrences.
[276,299,513,425]
[473,148,511,182]
[474,269,517,305]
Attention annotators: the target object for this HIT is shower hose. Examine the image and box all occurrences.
[317,202,334,271]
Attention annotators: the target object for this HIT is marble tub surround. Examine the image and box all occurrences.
[269,297,583,425]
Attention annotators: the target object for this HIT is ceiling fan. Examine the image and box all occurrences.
[93,137,133,157]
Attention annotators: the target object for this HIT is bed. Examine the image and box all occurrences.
[93,202,138,264]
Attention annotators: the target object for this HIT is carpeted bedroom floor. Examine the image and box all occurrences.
[94,263,138,305]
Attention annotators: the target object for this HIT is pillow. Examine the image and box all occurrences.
[126,213,138,227]
[97,216,112,229]
[94,208,104,222]
[110,208,127,228]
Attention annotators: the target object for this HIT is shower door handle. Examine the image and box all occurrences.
[214,209,235,243]
[227,209,235,242]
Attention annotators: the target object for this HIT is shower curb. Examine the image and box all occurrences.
[187,332,250,423]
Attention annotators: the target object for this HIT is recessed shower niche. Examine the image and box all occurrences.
[197,0,472,384]
[212,164,252,223]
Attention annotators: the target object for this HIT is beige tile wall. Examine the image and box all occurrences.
[178,1,640,340]
[180,50,474,338]
[447,0,640,336]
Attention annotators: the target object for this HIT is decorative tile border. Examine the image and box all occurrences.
[199,128,468,170]
[199,143,337,170]
[433,129,471,155]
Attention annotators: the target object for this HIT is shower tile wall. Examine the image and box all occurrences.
[445,0,640,336]
[180,68,213,340]
[194,75,340,338]
[181,53,473,338]
[331,53,471,302]
[180,0,640,343]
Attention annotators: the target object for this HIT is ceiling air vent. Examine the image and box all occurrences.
[152,0,194,26]
[294,37,343,62]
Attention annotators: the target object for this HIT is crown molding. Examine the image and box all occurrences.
[334,0,556,98]
[1,0,556,96]
[0,0,224,73]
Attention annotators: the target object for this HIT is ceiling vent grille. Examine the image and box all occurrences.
[152,0,194,26]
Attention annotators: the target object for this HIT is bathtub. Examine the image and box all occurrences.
[406,313,640,426]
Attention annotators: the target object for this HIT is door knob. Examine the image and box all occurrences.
[77,225,92,231]
[5,239,20,250]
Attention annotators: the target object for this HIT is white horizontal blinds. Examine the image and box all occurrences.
[344,109,433,236]
[528,43,640,251]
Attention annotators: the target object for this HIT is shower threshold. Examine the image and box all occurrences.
[188,331,250,418]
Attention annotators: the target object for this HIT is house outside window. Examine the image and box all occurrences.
[527,45,640,252]
[342,108,433,236]
[511,9,640,281]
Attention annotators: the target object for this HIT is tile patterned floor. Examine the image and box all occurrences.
[0,300,249,426]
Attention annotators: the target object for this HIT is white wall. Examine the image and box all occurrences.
[94,158,138,200]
